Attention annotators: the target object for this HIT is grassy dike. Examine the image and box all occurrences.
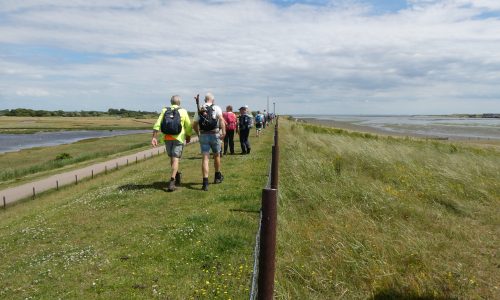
[0,130,273,299]
[0,133,151,189]
[275,120,499,299]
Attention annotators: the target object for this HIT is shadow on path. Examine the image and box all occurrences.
[118,181,203,192]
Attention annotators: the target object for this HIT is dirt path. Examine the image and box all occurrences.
[1,138,198,207]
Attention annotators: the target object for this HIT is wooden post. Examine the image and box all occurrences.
[136,156,138,164]
[32,187,35,199]
[56,180,59,190]
[3,196,6,209]
[127,159,129,166]
[75,174,78,185]
[92,169,94,179]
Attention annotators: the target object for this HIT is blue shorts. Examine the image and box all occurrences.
[165,140,184,158]
[199,134,221,155]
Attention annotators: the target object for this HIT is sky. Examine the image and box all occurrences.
[1,0,500,115]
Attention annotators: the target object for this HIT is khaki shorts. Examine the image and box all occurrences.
[165,140,184,158]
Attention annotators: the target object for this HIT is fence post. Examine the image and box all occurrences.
[127,159,129,166]
[75,175,78,185]
[271,146,279,190]
[32,187,35,200]
[258,188,278,300]
[116,162,118,170]
[105,166,107,174]
[56,180,59,190]
[3,196,5,209]
[92,169,94,179]
[136,156,138,164]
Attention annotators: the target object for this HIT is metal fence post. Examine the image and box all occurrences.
[32,187,35,200]
[92,169,94,179]
[75,174,78,185]
[3,196,6,209]
[258,188,278,300]
[56,180,59,190]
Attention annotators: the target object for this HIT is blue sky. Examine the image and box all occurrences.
[1,0,500,114]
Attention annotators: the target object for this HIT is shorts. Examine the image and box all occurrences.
[199,133,221,154]
[165,140,184,158]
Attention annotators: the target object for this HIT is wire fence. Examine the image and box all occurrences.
[250,117,279,300]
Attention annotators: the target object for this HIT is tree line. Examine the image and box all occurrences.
[0,108,159,118]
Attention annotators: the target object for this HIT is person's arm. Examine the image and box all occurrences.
[218,114,226,139]
[151,110,164,147]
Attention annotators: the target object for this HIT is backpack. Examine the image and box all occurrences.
[239,114,251,130]
[199,105,218,131]
[255,114,263,123]
[224,112,237,131]
[160,107,182,135]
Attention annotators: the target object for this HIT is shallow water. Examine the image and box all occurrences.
[0,130,149,153]
[295,115,500,140]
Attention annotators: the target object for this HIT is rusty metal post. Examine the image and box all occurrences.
[258,188,278,300]
[75,175,78,185]
[136,156,138,164]
[271,146,278,189]
[127,159,129,166]
[92,169,94,179]
[3,196,6,209]
[32,187,35,199]
[56,180,59,190]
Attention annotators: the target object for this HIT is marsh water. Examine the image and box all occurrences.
[0,130,149,153]
[296,115,500,140]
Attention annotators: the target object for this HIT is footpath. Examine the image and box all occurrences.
[0,138,198,207]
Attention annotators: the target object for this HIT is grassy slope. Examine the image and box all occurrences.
[0,130,272,299]
[0,133,151,189]
[275,120,499,299]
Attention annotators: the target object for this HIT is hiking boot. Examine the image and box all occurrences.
[214,172,224,184]
[246,148,251,154]
[175,172,182,185]
[167,179,176,192]
[202,178,209,191]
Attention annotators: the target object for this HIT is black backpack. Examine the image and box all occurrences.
[199,105,218,131]
[239,114,251,130]
[160,107,182,135]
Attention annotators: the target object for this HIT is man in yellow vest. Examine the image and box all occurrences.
[151,95,192,192]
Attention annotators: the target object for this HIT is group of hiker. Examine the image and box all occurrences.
[151,93,275,192]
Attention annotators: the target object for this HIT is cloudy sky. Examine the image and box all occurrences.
[0,0,499,114]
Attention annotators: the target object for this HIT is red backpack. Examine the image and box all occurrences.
[223,112,237,130]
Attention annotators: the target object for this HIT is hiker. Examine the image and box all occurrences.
[193,92,226,191]
[255,110,264,137]
[262,110,267,129]
[151,95,192,192]
[223,105,237,155]
[237,106,252,154]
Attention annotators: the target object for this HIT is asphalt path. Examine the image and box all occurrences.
[0,138,199,207]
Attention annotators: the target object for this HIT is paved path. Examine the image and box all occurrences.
[1,138,198,207]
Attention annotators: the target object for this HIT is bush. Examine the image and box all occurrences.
[55,153,72,160]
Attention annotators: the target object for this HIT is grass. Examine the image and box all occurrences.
[0,116,156,133]
[0,133,152,189]
[275,120,499,299]
[0,128,272,299]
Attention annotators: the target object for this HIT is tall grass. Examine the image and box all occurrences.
[276,120,499,299]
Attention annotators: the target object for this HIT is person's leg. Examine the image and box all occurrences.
[223,133,229,154]
[202,154,209,178]
[228,130,235,154]
[170,157,179,179]
[240,132,247,153]
[243,129,251,154]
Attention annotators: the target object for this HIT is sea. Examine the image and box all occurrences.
[294,115,500,140]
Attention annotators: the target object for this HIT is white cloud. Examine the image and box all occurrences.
[0,0,499,114]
